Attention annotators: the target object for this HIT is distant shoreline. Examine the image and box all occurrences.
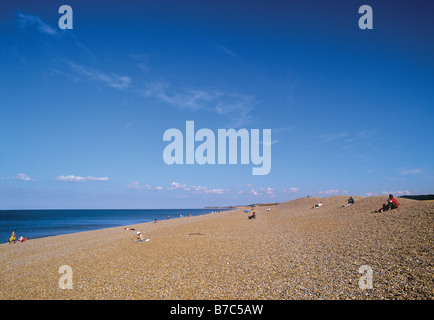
[0,208,230,243]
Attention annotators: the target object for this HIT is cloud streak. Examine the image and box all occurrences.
[16,12,57,36]
[68,62,131,90]
[319,132,350,143]
[13,173,35,181]
[56,175,109,182]
[317,189,347,195]
[399,168,423,175]
[13,13,256,128]
[213,43,237,57]
[15,11,255,127]
[139,81,256,127]
[382,190,411,196]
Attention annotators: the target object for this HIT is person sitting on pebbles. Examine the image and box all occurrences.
[8,230,16,244]
[136,231,145,241]
[248,209,256,219]
[343,197,355,207]
[375,194,399,213]
[134,231,150,243]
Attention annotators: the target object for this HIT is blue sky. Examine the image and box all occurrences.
[1,0,433,209]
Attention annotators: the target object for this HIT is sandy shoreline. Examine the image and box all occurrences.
[0,195,433,300]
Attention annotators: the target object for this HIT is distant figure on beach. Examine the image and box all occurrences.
[266,208,271,212]
[249,209,256,219]
[124,227,135,231]
[343,197,355,207]
[134,231,149,243]
[312,203,323,209]
[136,231,145,241]
[375,194,399,213]
[154,218,158,223]
[18,235,27,243]
[8,230,16,244]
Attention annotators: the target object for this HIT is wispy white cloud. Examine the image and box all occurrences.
[399,168,423,175]
[196,187,226,195]
[250,189,261,196]
[127,180,151,190]
[128,180,228,195]
[317,189,346,195]
[16,12,56,36]
[213,43,237,57]
[168,181,188,190]
[166,182,227,195]
[252,139,278,146]
[13,173,35,182]
[382,190,411,196]
[56,175,109,182]
[68,62,131,90]
[56,175,87,182]
[127,181,141,190]
[248,187,275,197]
[130,53,151,72]
[16,11,97,63]
[14,13,253,128]
[140,81,214,110]
[126,180,303,198]
[319,132,350,143]
[319,129,377,149]
[262,187,274,195]
[139,81,256,127]
[87,176,109,182]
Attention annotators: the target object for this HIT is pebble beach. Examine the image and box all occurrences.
[0,195,433,300]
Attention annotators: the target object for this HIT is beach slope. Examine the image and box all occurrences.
[0,196,433,299]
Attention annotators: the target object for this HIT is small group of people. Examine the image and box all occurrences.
[374,194,399,213]
[8,231,27,244]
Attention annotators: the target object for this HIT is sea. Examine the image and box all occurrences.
[0,208,228,243]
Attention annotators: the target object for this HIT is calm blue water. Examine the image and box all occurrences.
[0,208,227,243]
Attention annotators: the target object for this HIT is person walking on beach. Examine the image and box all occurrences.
[375,194,399,213]
[8,230,16,244]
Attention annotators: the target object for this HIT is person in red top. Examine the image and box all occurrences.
[376,194,399,212]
